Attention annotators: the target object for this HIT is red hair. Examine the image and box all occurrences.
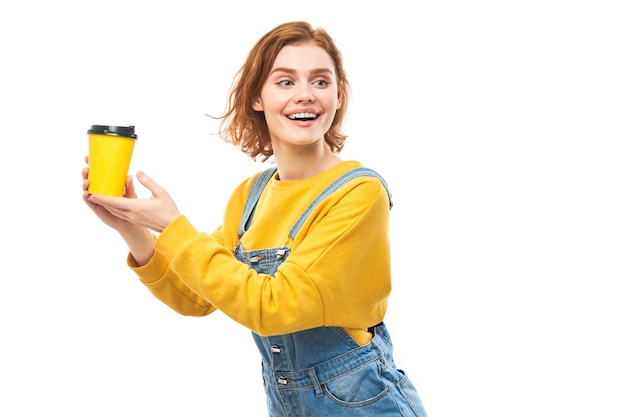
[215,21,350,161]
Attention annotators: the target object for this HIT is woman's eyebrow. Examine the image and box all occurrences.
[270,67,335,76]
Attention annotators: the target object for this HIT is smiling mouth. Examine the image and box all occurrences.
[287,112,319,121]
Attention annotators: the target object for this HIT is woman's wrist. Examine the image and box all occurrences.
[121,226,155,266]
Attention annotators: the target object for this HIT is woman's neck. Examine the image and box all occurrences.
[272,143,342,181]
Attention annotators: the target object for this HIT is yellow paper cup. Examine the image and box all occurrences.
[87,125,138,196]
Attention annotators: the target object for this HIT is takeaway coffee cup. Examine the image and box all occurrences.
[87,125,138,196]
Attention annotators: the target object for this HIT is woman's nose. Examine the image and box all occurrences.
[294,84,315,103]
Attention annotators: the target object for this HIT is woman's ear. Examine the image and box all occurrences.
[252,96,263,111]
[336,83,343,110]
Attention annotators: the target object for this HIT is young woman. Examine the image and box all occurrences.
[82,21,427,417]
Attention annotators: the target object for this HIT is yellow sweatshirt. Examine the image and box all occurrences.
[129,160,392,345]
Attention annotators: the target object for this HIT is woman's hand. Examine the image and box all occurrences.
[82,157,180,265]
[84,169,181,234]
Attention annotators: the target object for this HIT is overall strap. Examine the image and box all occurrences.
[287,167,392,241]
[237,166,392,241]
[237,167,277,238]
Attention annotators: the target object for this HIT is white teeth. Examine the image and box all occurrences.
[288,112,317,120]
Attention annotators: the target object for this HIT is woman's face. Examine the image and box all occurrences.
[253,42,342,152]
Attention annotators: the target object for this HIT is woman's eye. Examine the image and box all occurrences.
[314,80,329,87]
[277,80,293,86]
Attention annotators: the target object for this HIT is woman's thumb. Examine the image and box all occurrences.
[136,171,161,194]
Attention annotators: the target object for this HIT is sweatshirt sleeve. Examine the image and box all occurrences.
[127,231,217,316]
[137,176,391,336]
[127,175,252,316]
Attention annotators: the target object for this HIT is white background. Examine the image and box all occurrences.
[1,1,624,416]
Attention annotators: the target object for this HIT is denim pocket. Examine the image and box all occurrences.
[323,360,390,407]
[395,369,428,417]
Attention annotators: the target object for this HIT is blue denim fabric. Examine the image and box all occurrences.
[233,168,427,417]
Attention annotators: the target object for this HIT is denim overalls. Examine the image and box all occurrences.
[233,167,427,417]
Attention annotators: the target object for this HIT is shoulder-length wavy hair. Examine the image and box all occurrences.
[216,21,350,161]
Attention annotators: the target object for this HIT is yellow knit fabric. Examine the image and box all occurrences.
[129,160,391,345]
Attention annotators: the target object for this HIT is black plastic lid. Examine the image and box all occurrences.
[87,125,138,139]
